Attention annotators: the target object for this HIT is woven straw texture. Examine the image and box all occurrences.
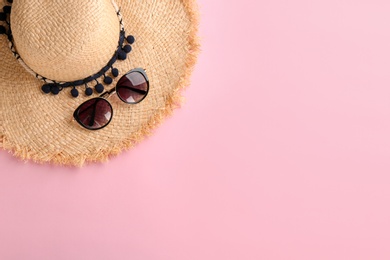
[0,0,200,166]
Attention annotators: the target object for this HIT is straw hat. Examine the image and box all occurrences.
[0,0,199,165]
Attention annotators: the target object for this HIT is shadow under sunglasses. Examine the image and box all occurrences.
[73,68,149,130]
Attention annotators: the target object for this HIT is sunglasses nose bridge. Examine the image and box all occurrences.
[108,90,117,98]
[99,87,117,99]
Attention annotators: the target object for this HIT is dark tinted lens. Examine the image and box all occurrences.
[74,98,113,130]
[116,71,148,104]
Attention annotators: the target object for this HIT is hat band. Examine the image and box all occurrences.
[0,0,136,98]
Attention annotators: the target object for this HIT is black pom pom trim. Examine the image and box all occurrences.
[112,68,119,77]
[95,83,104,93]
[104,76,113,84]
[51,85,60,95]
[42,84,51,94]
[123,45,132,53]
[0,25,6,35]
[71,88,79,98]
[3,6,11,14]
[85,87,93,96]
[0,12,6,21]
[118,50,127,60]
[126,35,135,44]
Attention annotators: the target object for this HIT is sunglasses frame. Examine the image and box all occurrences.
[73,68,149,130]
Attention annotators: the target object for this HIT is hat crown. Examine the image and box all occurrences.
[11,0,120,82]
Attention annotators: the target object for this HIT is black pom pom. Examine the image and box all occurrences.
[51,85,60,95]
[71,88,79,98]
[42,84,51,94]
[85,87,93,96]
[0,26,5,35]
[126,35,135,44]
[112,68,119,77]
[95,83,104,93]
[123,44,132,53]
[0,12,6,21]
[118,50,127,60]
[104,76,113,84]
[3,6,11,14]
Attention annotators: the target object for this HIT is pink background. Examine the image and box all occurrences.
[2,0,390,259]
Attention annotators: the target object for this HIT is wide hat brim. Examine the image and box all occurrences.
[0,0,200,166]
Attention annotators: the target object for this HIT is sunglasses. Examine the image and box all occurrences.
[73,68,149,130]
